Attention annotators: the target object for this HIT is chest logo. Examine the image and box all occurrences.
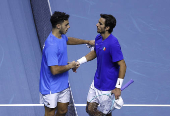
[103,47,106,51]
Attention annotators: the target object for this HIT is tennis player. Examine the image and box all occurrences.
[76,14,126,116]
[39,11,95,116]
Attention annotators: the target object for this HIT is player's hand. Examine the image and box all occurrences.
[72,61,80,73]
[88,40,95,46]
[68,61,77,69]
[111,88,121,100]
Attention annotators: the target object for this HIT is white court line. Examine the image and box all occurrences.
[0,104,170,107]
[75,104,170,107]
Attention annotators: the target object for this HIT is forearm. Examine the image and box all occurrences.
[85,50,97,61]
[118,60,126,79]
[77,51,96,65]
[50,65,71,75]
[67,37,89,45]
[115,60,126,89]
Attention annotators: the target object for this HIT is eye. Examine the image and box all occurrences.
[65,23,69,26]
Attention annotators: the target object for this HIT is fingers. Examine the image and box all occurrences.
[70,61,80,73]
[111,88,121,100]
[89,40,95,46]
[72,68,77,73]
[76,61,80,67]
[115,95,119,100]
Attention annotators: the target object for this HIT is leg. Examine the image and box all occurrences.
[86,102,105,116]
[106,113,112,116]
[44,105,56,116]
[55,88,70,116]
[55,102,69,116]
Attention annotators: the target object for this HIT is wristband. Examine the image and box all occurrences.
[77,56,87,65]
[115,78,124,89]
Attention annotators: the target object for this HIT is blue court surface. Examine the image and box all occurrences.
[0,0,170,116]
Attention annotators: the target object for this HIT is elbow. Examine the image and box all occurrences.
[50,67,59,75]
[124,61,127,68]
[51,70,57,75]
[123,61,127,72]
[119,60,127,69]
[123,60,127,69]
[51,71,60,75]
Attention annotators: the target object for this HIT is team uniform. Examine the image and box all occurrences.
[39,32,70,108]
[87,34,124,103]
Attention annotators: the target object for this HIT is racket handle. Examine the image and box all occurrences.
[121,79,134,91]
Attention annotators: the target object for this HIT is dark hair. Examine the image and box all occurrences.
[100,14,116,33]
[50,11,70,28]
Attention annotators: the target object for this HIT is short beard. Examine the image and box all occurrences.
[59,29,65,35]
[98,30,105,34]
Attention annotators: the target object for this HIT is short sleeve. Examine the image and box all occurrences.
[45,46,58,66]
[62,34,68,42]
[110,40,124,62]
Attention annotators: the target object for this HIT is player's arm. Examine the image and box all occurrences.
[72,50,96,72]
[67,37,95,45]
[117,59,126,80]
[50,61,77,75]
[112,59,126,99]
[77,50,97,65]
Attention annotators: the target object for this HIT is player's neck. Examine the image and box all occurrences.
[101,32,110,40]
[52,29,62,39]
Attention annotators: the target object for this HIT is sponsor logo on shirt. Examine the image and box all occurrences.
[103,47,106,51]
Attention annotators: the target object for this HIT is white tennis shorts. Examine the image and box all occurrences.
[87,81,112,103]
[40,87,70,108]
[87,81,115,114]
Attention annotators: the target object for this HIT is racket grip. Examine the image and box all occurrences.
[121,79,134,91]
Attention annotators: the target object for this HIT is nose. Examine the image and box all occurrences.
[68,25,70,29]
[96,23,99,27]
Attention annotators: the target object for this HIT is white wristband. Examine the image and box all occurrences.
[77,56,87,65]
[115,78,124,89]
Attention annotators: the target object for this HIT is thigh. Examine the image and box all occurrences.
[44,105,56,116]
[87,101,98,110]
[40,93,59,108]
[58,87,70,103]
[57,102,69,111]
[87,82,99,103]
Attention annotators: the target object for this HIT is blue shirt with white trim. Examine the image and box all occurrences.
[94,34,124,91]
[39,32,69,94]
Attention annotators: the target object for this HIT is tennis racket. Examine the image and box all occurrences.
[89,79,134,115]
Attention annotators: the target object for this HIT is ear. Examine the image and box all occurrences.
[105,26,110,31]
[56,24,61,29]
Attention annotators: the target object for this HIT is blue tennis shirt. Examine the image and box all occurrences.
[94,34,124,91]
[39,32,69,94]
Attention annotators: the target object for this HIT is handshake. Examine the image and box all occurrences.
[68,61,80,73]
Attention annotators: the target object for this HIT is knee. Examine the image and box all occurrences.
[45,107,55,116]
[57,108,68,115]
[86,105,94,115]
[45,112,55,116]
